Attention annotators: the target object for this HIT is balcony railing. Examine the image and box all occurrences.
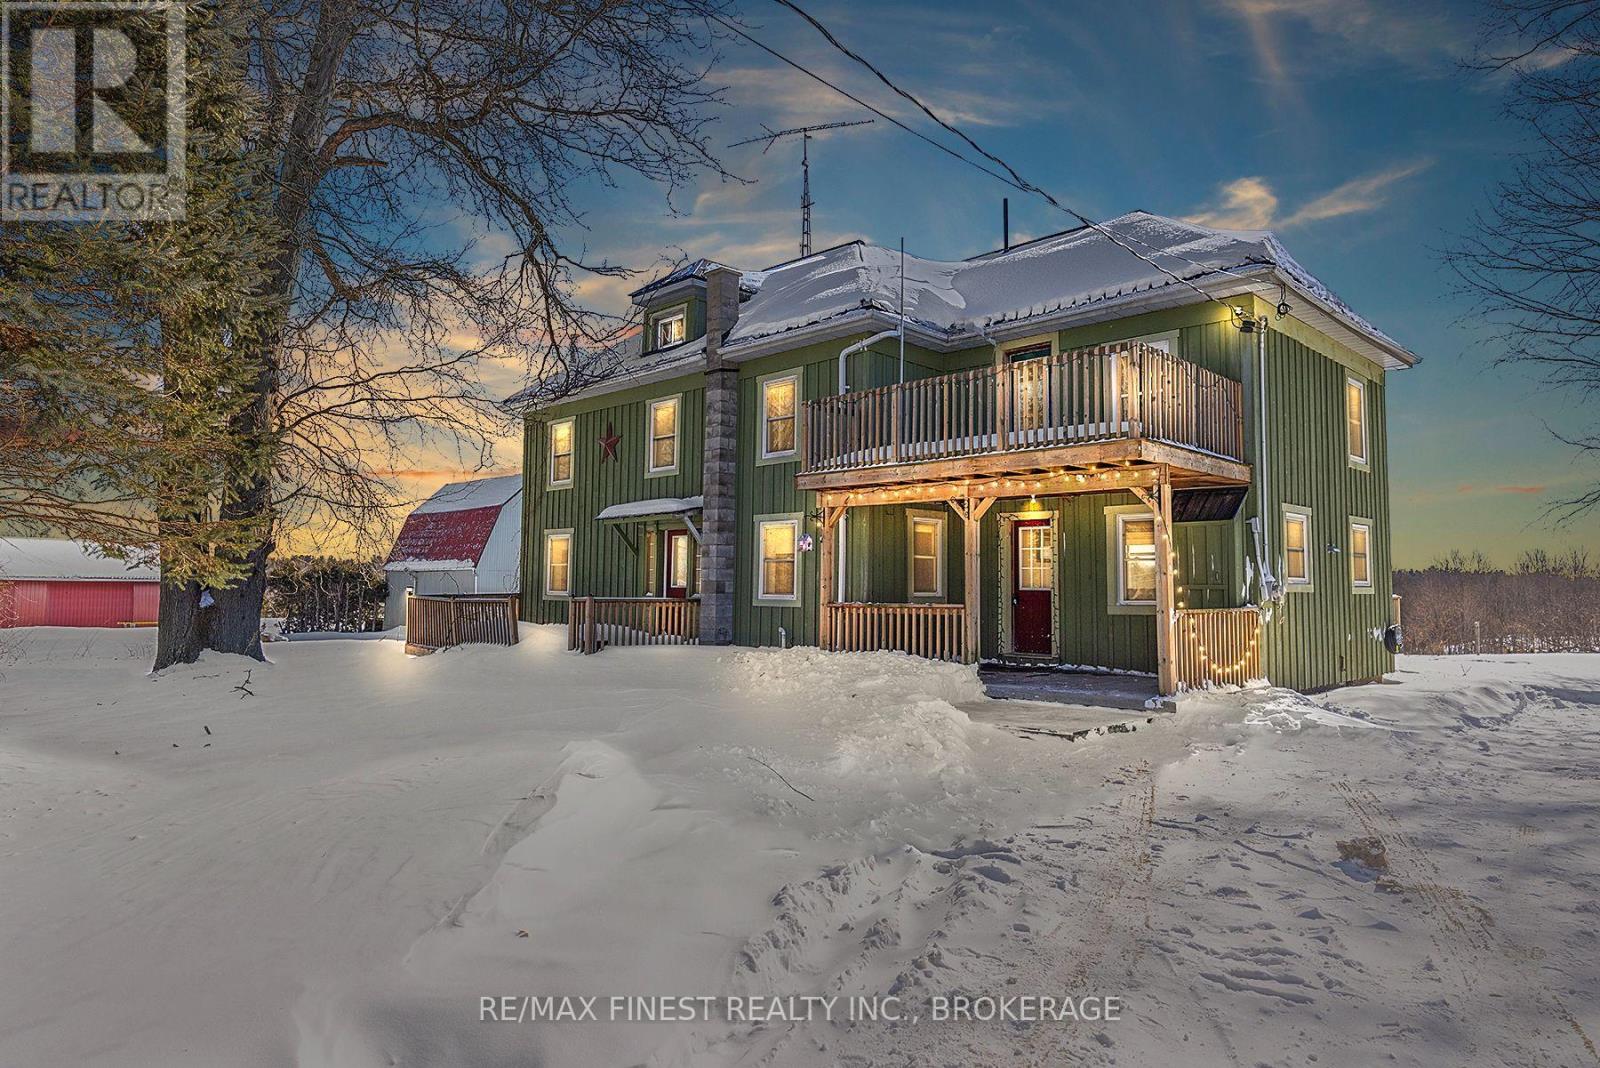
[802,341,1244,475]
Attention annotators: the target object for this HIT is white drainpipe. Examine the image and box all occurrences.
[832,325,902,602]
[1253,316,1278,603]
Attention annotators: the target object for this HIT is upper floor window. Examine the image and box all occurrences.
[652,307,686,350]
[761,373,798,459]
[1350,520,1373,589]
[1346,376,1368,465]
[647,396,679,475]
[1116,514,1156,605]
[1283,507,1312,587]
[548,417,574,488]
[909,514,945,598]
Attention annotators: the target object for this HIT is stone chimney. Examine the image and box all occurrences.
[699,266,741,644]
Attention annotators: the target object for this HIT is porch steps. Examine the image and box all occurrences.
[961,699,1157,742]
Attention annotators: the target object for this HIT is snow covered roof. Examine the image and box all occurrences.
[595,496,704,523]
[385,475,522,570]
[0,538,158,582]
[509,211,1417,411]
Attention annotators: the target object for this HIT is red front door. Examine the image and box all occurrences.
[665,530,692,599]
[1011,520,1054,655]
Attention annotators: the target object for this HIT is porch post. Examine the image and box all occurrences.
[1154,470,1178,695]
[957,496,993,665]
[817,504,845,651]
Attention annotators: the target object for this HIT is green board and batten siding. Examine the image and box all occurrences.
[521,377,705,622]
[519,292,1400,691]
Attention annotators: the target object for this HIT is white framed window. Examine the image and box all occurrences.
[651,306,687,350]
[908,513,946,598]
[544,530,573,597]
[760,372,799,460]
[1346,376,1369,466]
[1350,519,1373,590]
[547,417,574,488]
[646,395,679,476]
[1283,506,1313,589]
[754,515,800,603]
[1116,513,1157,605]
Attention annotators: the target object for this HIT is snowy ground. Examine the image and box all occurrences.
[1,627,1598,1067]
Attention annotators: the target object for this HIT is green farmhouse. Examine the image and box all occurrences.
[507,212,1415,695]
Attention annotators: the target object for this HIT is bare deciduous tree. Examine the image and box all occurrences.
[1450,0,1600,516]
[179,0,736,659]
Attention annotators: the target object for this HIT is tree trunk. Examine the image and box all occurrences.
[153,578,209,670]
[207,538,270,658]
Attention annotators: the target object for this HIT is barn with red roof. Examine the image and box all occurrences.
[383,474,522,628]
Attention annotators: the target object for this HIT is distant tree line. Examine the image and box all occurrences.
[1394,549,1600,654]
[263,557,386,635]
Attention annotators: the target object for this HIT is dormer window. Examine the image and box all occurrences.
[651,306,686,350]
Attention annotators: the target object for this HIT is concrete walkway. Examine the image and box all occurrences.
[978,666,1163,710]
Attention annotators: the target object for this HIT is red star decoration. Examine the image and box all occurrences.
[598,421,622,462]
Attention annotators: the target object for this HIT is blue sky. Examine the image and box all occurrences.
[510,0,1600,569]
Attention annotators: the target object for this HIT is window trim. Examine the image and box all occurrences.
[1346,375,1370,469]
[645,394,681,477]
[906,510,947,599]
[543,529,574,599]
[648,303,688,352]
[752,512,803,606]
[1281,504,1315,592]
[1000,332,1059,363]
[1117,328,1179,354]
[1103,504,1156,615]
[757,369,801,464]
[1116,512,1158,607]
[1349,516,1374,592]
[546,417,575,489]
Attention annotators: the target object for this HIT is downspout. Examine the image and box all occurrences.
[1252,314,1278,604]
[833,324,903,601]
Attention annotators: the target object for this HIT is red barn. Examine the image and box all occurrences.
[0,538,160,628]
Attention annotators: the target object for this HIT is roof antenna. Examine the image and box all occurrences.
[728,119,876,258]
[1003,198,1010,252]
[899,236,906,384]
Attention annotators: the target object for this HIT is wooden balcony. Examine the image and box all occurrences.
[798,341,1249,493]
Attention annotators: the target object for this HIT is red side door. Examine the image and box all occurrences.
[1011,520,1053,656]
[665,530,691,600]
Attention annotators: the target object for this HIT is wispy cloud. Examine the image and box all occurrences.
[1184,159,1432,230]
[1213,0,1471,77]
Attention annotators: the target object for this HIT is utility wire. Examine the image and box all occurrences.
[731,1,1270,314]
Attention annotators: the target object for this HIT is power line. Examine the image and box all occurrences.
[724,2,1266,315]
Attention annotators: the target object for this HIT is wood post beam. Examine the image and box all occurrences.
[816,466,1161,510]
[817,504,847,650]
[1130,467,1178,696]
[948,496,994,665]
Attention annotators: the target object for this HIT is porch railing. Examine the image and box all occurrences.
[405,594,520,655]
[568,596,700,653]
[1175,606,1262,689]
[822,602,968,663]
[802,341,1245,474]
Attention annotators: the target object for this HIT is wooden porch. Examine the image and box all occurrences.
[799,340,1249,491]
[811,462,1261,695]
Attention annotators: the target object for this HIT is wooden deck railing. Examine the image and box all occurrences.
[822,602,969,663]
[568,596,700,653]
[802,341,1245,474]
[1175,606,1262,689]
[405,594,520,655]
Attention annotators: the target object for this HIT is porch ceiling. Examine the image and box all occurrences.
[798,438,1250,507]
